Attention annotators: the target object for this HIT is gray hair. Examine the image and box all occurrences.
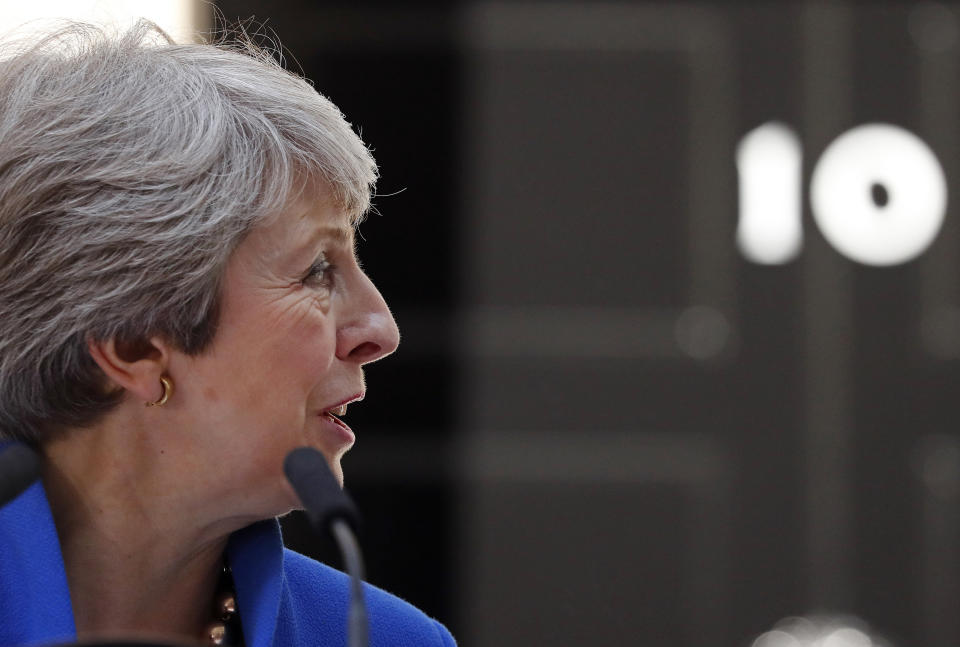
[0,20,378,442]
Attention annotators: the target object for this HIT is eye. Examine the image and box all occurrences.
[302,257,334,288]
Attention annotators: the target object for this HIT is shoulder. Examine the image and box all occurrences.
[280,548,456,647]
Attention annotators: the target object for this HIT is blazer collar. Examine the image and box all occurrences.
[227,518,285,647]
[0,446,77,646]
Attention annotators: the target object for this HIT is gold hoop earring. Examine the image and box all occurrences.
[146,375,173,407]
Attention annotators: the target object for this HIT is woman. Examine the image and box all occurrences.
[0,20,455,647]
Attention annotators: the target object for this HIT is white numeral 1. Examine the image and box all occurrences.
[736,122,803,264]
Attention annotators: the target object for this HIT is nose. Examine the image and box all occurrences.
[336,271,400,364]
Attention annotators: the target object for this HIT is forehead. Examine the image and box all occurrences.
[295,199,354,249]
[238,189,356,268]
[273,188,354,239]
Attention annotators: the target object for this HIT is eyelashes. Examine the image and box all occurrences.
[300,243,361,292]
[302,256,334,288]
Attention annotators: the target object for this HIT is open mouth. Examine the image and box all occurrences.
[323,406,350,430]
[321,396,361,434]
[322,404,352,432]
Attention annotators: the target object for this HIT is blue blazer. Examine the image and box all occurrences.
[0,479,456,647]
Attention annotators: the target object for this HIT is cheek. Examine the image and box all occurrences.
[179,286,338,445]
[270,312,337,385]
[240,313,337,420]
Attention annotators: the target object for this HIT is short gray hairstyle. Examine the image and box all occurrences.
[0,20,378,442]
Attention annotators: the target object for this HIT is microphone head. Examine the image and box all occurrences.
[0,443,40,508]
[283,447,360,533]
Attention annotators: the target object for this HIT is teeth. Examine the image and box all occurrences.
[333,404,347,416]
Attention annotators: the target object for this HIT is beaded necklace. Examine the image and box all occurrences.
[202,560,244,646]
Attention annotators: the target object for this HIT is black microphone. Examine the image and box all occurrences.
[0,443,40,509]
[284,447,367,647]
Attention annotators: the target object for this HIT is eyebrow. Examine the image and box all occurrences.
[290,225,354,264]
[318,226,353,245]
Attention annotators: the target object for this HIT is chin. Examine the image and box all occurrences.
[327,453,346,488]
[316,441,350,488]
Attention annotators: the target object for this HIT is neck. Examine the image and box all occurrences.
[40,419,248,643]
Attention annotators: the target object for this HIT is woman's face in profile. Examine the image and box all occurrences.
[165,187,399,518]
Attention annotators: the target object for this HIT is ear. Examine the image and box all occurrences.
[86,335,172,404]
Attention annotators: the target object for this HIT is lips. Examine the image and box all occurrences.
[322,392,364,419]
[319,393,364,442]
[323,410,351,430]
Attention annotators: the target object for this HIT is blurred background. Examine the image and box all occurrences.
[7,1,960,645]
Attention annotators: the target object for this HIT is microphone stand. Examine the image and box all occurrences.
[331,519,368,647]
[284,447,369,647]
